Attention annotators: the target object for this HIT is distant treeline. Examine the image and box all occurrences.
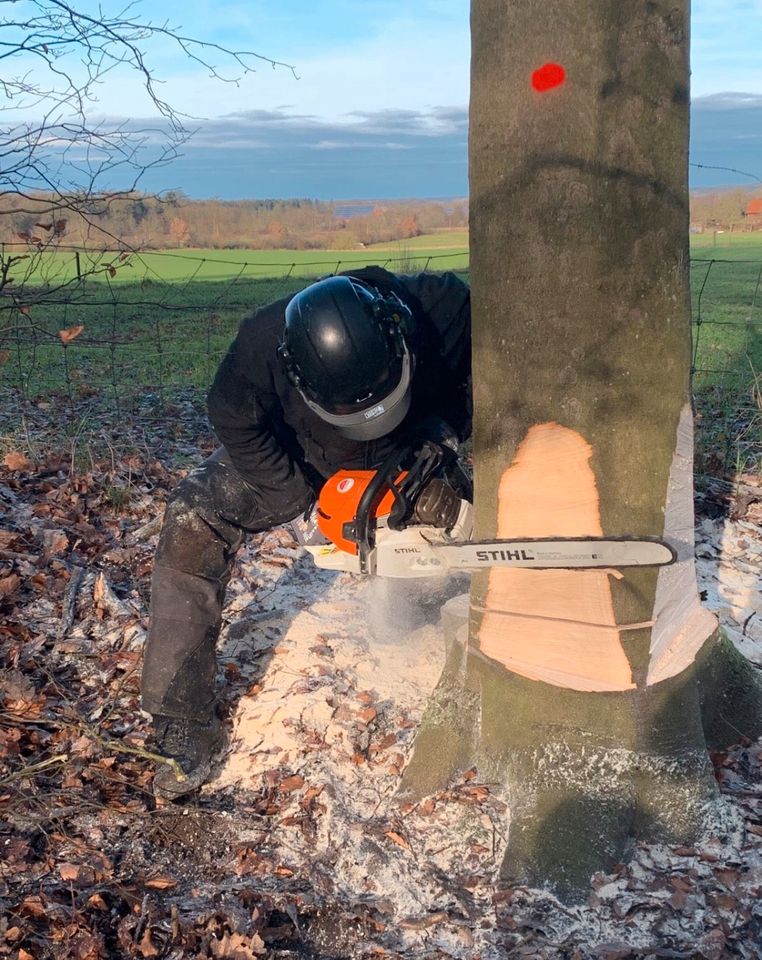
[0,193,469,251]
[690,187,762,231]
[4,187,755,250]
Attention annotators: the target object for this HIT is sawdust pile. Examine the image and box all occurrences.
[1,451,760,958]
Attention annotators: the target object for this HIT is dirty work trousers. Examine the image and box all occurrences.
[141,448,310,721]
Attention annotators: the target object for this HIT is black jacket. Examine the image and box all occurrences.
[207,266,471,521]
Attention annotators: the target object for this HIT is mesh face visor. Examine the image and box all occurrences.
[299,346,413,441]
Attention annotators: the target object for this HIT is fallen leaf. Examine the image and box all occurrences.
[384,830,411,851]
[19,896,46,917]
[358,706,377,725]
[138,927,159,958]
[0,350,10,366]
[0,574,20,598]
[300,785,324,806]
[58,324,84,344]
[697,929,726,960]
[145,873,178,889]
[210,932,267,958]
[3,451,32,472]
[280,774,304,792]
[59,862,80,882]
[41,529,68,555]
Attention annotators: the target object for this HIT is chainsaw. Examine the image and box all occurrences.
[295,443,676,578]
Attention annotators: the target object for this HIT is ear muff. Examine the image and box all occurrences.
[370,291,415,358]
[276,341,301,388]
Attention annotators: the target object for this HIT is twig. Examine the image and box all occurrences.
[0,548,39,562]
[0,753,69,786]
[58,564,85,639]
[126,513,163,544]
[94,736,188,782]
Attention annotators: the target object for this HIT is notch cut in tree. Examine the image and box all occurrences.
[400,0,762,901]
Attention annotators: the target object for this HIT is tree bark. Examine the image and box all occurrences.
[401,0,762,901]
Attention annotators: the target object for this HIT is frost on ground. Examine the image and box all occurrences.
[1,454,761,959]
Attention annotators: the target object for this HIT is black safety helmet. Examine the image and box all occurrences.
[277,275,415,441]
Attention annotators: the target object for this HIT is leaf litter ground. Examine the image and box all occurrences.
[1,421,761,959]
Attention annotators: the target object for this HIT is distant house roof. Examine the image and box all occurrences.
[747,198,762,216]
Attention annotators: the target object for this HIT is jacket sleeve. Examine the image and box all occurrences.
[206,316,313,525]
[400,271,472,441]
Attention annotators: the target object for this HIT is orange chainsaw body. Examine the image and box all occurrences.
[317,470,407,555]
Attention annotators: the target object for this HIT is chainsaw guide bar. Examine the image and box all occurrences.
[304,444,678,578]
[431,536,677,570]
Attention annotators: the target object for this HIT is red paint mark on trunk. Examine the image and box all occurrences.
[532,63,566,93]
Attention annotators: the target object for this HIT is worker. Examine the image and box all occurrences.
[142,266,471,799]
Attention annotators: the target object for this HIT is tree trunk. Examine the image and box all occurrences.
[401,0,762,901]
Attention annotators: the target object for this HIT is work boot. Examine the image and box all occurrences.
[151,713,226,801]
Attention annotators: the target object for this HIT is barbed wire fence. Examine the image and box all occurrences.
[0,243,760,473]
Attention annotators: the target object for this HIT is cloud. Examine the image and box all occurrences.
[692,92,762,110]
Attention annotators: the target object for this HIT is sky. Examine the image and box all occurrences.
[8,0,762,199]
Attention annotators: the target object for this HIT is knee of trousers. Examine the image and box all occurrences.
[155,476,245,580]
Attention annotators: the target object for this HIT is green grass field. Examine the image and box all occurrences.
[1,233,470,287]
[1,232,760,471]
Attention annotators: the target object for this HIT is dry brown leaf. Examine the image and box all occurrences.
[384,830,411,851]
[87,893,108,911]
[463,785,490,803]
[210,932,267,958]
[0,350,10,366]
[300,785,324,807]
[145,873,178,889]
[0,574,20,598]
[3,451,32,472]
[19,896,46,917]
[358,706,377,725]
[138,927,159,958]
[59,862,80,882]
[41,529,68,556]
[418,798,436,816]
[58,324,84,344]
[463,767,477,781]
[280,774,304,792]
[18,950,35,960]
